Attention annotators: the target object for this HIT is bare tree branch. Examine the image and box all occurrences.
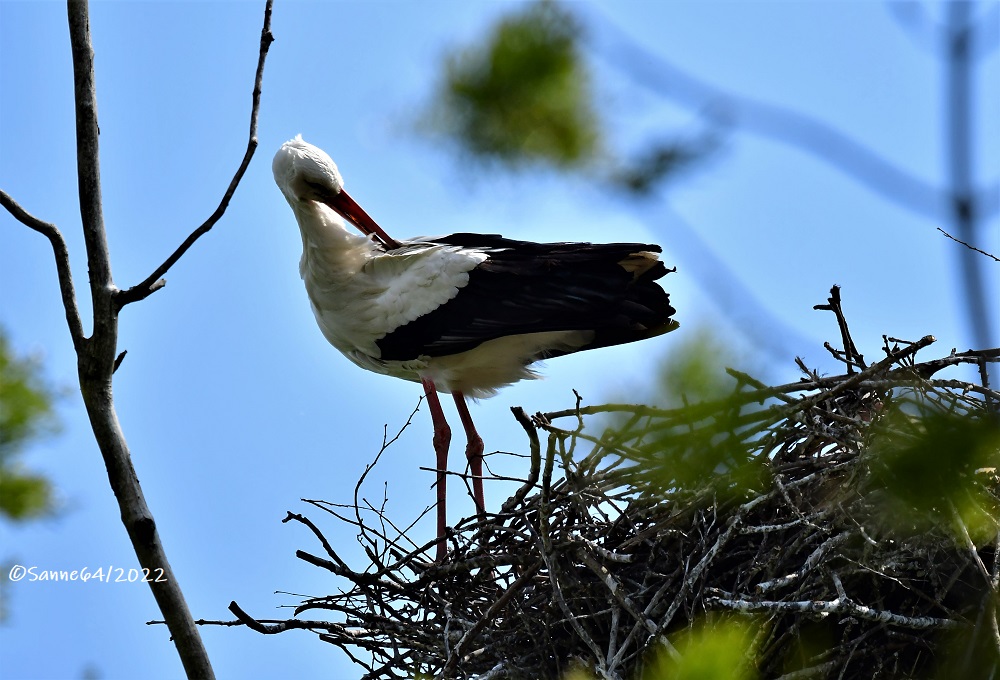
[0,190,86,349]
[11,1,275,676]
[584,5,1000,225]
[886,0,1000,60]
[116,0,274,308]
[884,1,942,54]
[946,1,997,381]
[66,2,220,676]
[67,0,113,343]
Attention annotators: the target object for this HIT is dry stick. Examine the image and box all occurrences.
[227,601,372,636]
[532,432,612,678]
[978,355,998,414]
[756,530,850,593]
[608,467,844,670]
[506,407,542,511]
[440,561,542,677]
[471,406,543,555]
[352,402,421,557]
[813,285,866,372]
[949,502,994,589]
[578,550,680,666]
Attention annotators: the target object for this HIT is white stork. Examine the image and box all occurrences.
[273,135,678,560]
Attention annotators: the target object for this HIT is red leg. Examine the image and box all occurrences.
[453,391,485,516]
[422,378,451,561]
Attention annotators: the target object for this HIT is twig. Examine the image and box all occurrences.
[937,226,1000,262]
[116,0,274,307]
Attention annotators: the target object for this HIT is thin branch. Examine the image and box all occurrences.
[116,0,274,308]
[226,601,365,636]
[654,200,817,361]
[937,226,1000,262]
[0,189,86,348]
[59,2,275,677]
[584,7,994,223]
[504,407,542,512]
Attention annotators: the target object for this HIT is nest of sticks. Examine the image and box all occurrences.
[219,288,1000,679]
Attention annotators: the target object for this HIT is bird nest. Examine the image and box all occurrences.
[216,288,1000,679]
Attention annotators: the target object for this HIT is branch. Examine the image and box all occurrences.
[706,594,960,630]
[813,285,866,372]
[655,201,816,361]
[886,1,1000,61]
[937,226,1000,262]
[66,2,220,677]
[116,0,274,308]
[224,602,372,637]
[503,407,542,512]
[0,190,86,349]
[68,0,113,346]
[58,1,275,677]
[585,6,999,224]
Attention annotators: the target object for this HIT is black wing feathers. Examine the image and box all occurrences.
[376,234,677,362]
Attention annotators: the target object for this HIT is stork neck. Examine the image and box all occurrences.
[294,201,376,276]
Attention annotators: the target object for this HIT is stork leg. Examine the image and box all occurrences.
[421,378,451,561]
[453,391,486,516]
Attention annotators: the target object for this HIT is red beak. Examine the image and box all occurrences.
[321,189,400,250]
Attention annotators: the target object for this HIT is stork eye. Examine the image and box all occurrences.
[304,178,336,200]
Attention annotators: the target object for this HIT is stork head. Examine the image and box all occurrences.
[272,135,398,248]
[272,134,345,204]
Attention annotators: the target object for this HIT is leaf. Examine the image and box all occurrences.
[0,328,59,521]
[424,0,599,169]
[644,616,760,680]
[869,406,1000,542]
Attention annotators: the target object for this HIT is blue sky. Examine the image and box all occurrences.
[1,1,997,678]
